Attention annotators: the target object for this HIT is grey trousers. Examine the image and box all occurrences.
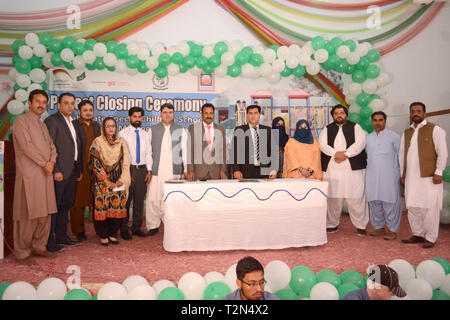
[121,165,148,233]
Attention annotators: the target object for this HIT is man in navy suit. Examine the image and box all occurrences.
[232,105,278,179]
[44,92,83,252]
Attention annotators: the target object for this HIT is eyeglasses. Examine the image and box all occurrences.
[240,279,267,288]
[105,125,116,128]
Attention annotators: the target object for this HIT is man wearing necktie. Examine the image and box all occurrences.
[118,107,153,239]
[186,103,227,181]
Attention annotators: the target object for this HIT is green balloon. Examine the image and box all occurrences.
[343,39,357,52]
[39,33,53,46]
[324,42,337,55]
[330,37,343,48]
[214,41,228,56]
[367,49,380,62]
[360,106,373,119]
[344,64,355,75]
[158,53,171,67]
[340,270,365,288]
[137,60,149,73]
[114,44,128,59]
[275,289,299,300]
[106,40,118,53]
[327,54,340,69]
[126,55,139,69]
[62,36,76,49]
[348,112,361,124]
[361,117,374,133]
[292,65,306,78]
[154,66,168,78]
[371,94,381,100]
[0,282,12,300]
[190,44,203,57]
[12,40,26,53]
[182,55,195,69]
[94,57,105,70]
[64,61,75,70]
[431,257,450,274]
[157,287,185,300]
[86,63,95,71]
[29,56,43,69]
[241,46,254,57]
[179,65,188,73]
[203,282,231,300]
[280,66,292,77]
[48,39,62,53]
[93,294,98,300]
[106,66,115,72]
[203,64,214,74]
[321,61,332,71]
[50,53,63,66]
[356,92,371,107]
[196,56,208,69]
[85,38,97,51]
[13,83,20,91]
[269,44,279,52]
[334,59,348,73]
[289,266,317,297]
[227,64,241,78]
[356,56,370,70]
[64,289,91,300]
[41,82,48,90]
[311,36,326,50]
[432,290,450,300]
[208,55,222,68]
[316,270,341,287]
[170,52,184,65]
[352,70,366,83]
[249,53,263,67]
[337,283,359,299]
[234,52,249,66]
[14,58,31,74]
[365,64,380,79]
[72,42,86,55]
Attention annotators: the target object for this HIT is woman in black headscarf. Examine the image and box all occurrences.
[272,117,290,178]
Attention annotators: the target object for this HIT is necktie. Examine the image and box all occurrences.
[206,125,212,149]
[135,129,140,164]
[253,126,260,162]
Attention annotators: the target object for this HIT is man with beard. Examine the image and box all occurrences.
[71,99,101,241]
[400,102,447,248]
[119,107,153,239]
[319,104,369,236]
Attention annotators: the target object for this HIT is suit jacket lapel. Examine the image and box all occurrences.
[57,112,75,148]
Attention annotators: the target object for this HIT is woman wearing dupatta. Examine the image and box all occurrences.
[89,117,131,246]
[283,119,323,180]
[272,117,290,178]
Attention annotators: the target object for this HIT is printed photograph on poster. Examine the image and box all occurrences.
[198,73,215,92]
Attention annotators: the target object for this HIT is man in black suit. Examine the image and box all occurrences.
[232,105,279,179]
[44,92,83,252]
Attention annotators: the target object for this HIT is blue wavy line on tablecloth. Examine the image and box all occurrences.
[163,187,328,202]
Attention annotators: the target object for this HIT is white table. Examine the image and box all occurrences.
[162,178,328,252]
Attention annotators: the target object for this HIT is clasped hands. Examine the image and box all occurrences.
[334,151,348,164]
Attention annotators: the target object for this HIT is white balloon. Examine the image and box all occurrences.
[336,45,350,59]
[346,52,360,65]
[152,279,175,295]
[263,49,277,64]
[137,47,150,60]
[345,94,356,105]
[250,67,260,80]
[37,278,67,300]
[151,43,166,58]
[73,56,86,70]
[310,282,339,300]
[302,42,314,56]
[215,65,227,77]
[176,41,190,56]
[178,272,206,300]
[3,281,37,300]
[115,60,127,73]
[166,45,177,56]
[439,274,450,296]
[356,43,369,57]
[203,45,215,59]
[348,82,362,96]
[122,275,149,293]
[127,42,139,55]
[264,260,291,292]
[82,50,96,64]
[16,74,31,88]
[19,45,33,60]
[405,278,432,300]
[7,99,26,115]
[276,46,290,61]
[97,282,128,300]
[25,33,40,47]
[286,56,299,69]
[314,49,329,63]
[306,60,320,75]
[348,103,361,114]
[258,62,272,77]
[204,272,225,285]
[8,68,17,81]
[388,259,416,289]
[93,43,107,57]
[15,89,28,102]
[189,66,201,76]
[272,59,285,73]
[76,39,86,44]
[289,44,301,57]
[441,208,450,224]
[369,98,385,111]
[265,71,281,84]
[103,53,118,67]
[298,52,311,66]
[362,79,378,94]
[228,40,243,55]
[60,48,74,62]
[376,72,391,87]
[253,45,265,55]
[28,83,43,93]
[33,44,47,57]
[221,52,235,66]
[126,67,138,76]
[224,264,238,291]
[167,64,180,76]
[416,260,446,289]
[29,68,46,83]
[127,285,157,300]
[42,52,54,68]
[241,63,254,78]
[145,56,159,70]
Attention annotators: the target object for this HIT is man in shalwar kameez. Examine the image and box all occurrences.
[12,89,58,265]
[365,112,402,240]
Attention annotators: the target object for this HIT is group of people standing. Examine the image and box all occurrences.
[11,89,447,266]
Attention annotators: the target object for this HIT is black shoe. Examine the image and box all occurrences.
[47,245,65,253]
[402,236,425,244]
[109,237,120,245]
[356,228,366,236]
[326,227,338,233]
[422,240,435,249]
[100,238,109,246]
[146,228,159,236]
[56,237,81,247]
[121,231,132,240]
[132,230,148,237]
[76,232,87,242]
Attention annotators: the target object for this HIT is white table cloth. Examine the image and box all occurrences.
[162,178,328,252]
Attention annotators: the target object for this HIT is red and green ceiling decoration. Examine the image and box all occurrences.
[0,0,445,138]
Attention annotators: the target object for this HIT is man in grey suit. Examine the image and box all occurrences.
[186,103,227,181]
[44,92,83,252]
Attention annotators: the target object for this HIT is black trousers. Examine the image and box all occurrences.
[242,165,269,179]
[94,218,123,239]
[121,165,148,233]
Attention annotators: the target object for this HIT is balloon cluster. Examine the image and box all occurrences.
[1,257,448,300]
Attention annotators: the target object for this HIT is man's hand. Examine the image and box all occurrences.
[145,171,152,184]
[183,172,189,180]
[334,151,348,163]
[400,177,405,185]
[105,180,116,190]
[220,172,227,180]
[186,171,195,181]
[54,172,63,182]
[77,173,83,182]
[433,174,442,184]
[115,180,123,187]
[233,171,243,180]
[43,162,54,176]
